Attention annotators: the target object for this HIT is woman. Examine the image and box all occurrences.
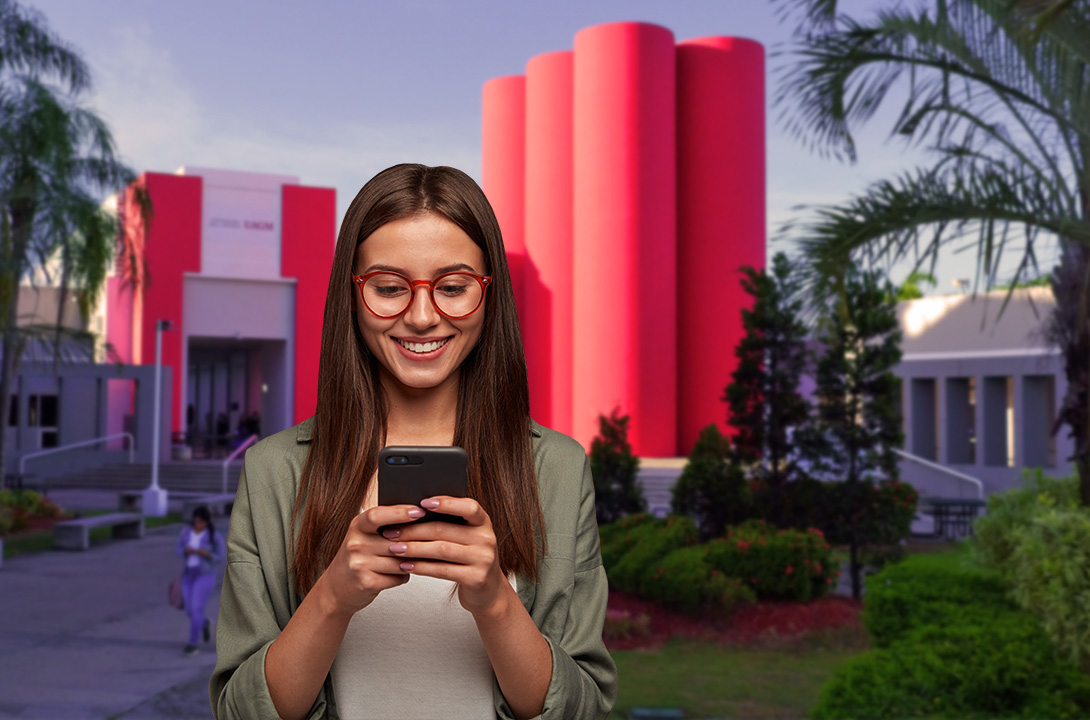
[176,505,223,655]
[211,164,617,720]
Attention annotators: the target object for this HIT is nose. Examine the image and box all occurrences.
[403,283,440,329]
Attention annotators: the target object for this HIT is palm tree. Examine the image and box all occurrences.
[775,0,1090,505]
[0,0,142,481]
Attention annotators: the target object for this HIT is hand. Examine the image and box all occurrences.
[382,497,508,615]
[313,504,427,618]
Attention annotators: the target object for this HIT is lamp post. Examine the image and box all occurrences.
[143,319,173,517]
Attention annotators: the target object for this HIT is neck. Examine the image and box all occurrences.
[380,368,460,446]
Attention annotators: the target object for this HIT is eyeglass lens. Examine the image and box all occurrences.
[361,273,484,318]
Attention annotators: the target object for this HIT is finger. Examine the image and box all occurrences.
[389,539,494,569]
[354,505,426,534]
[420,496,490,526]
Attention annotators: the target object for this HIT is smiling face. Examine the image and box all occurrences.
[353,212,488,396]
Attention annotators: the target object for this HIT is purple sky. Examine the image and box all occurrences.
[24,0,1053,293]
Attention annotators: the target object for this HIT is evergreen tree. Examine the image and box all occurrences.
[801,266,904,599]
[671,424,751,540]
[589,410,645,525]
[724,252,811,491]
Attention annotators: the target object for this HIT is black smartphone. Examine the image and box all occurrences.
[378,446,468,526]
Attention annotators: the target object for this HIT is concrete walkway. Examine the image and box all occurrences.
[0,491,226,720]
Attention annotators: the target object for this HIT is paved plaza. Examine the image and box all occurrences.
[0,491,225,720]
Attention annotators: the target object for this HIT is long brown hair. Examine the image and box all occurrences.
[290,164,543,596]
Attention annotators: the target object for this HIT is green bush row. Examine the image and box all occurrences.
[600,514,837,614]
[974,470,1090,669]
[813,554,1090,719]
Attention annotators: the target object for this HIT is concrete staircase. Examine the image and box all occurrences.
[41,461,245,494]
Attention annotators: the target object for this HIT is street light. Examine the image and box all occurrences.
[143,319,173,517]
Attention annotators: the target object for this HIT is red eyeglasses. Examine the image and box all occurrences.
[352,271,492,320]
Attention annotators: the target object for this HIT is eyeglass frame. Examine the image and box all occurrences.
[352,270,493,320]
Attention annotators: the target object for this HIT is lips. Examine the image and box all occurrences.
[395,337,451,354]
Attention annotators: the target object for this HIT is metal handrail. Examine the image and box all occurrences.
[892,447,985,500]
[222,434,258,493]
[19,432,135,477]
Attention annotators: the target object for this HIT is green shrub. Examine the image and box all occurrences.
[599,513,658,574]
[862,559,1016,648]
[704,522,837,601]
[670,424,752,539]
[812,614,1090,719]
[0,505,13,535]
[974,469,1079,576]
[609,515,699,594]
[640,544,756,617]
[1009,507,1090,669]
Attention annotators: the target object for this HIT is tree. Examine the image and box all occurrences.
[589,410,646,525]
[895,271,937,301]
[775,0,1090,505]
[0,0,139,477]
[724,252,812,491]
[800,266,904,599]
[671,424,751,540]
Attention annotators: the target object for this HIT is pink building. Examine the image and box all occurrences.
[483,22,766,457]
[109,167,335,448]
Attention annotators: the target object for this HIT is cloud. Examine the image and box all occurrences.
[85,22,482,227]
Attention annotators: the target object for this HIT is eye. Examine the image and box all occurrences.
[435,276,472,296]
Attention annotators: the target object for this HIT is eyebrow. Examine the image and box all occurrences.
[361,263,480,275]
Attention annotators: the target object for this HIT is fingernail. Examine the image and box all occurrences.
[421,498,440,509]
[407,508,425,519]
[400,562,415,572]
[389,543,407,554]
[382,529,401,539]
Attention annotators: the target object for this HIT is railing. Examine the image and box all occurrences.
[222,435,258,493]
[892,447,985,500]
[19,432,135,478]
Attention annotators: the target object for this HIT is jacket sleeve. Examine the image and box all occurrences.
[498,456,618,720]
[209,458,330,720]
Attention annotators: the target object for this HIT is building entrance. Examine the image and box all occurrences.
[185,337,288,458]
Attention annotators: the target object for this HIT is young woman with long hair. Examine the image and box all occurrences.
[210,164,616,720]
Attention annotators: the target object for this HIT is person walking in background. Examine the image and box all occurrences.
[177,505,224,656]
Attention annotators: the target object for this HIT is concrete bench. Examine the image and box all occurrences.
[53,513,145,551]
[182,493,235,518]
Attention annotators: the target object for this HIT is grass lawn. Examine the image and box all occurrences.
[609,637,861,720]
[2,511,185,558]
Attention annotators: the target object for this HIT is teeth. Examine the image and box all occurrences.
[397,338,449,354]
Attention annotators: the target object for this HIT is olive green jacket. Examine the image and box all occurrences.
[210,418,617,719]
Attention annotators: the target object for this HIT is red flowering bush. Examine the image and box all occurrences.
[704,521,838,601]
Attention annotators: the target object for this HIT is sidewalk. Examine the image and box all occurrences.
[0,491,227,720]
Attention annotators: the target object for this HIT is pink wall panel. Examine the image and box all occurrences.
[481,75,527,320]
[676,37,766,454]
[281,185,337,425]
[573,22,677,456]
[524,50,574,432]
[138,172,203,433]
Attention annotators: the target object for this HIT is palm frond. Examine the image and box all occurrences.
[782,163,1087,305]
[0,0,89,92]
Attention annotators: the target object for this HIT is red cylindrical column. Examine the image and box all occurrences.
[573,23,677,456]
[676,37,766,454]
[481,75,527,319]
[524,50,574,433]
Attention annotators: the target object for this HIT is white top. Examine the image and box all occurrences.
[331,575,499,719]
[186,529,206,568]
